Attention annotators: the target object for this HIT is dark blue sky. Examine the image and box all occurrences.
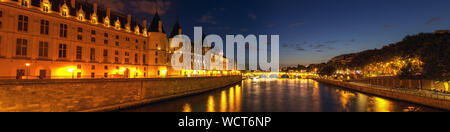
[96,0,450,67]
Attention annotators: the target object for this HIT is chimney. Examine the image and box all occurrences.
[71,0,76,8]
[106,8,111,18]
[178,28,182,35]
[93,2,98,14]
[127,14,131,25]
[158,21,162,33]
[143,20,148,29]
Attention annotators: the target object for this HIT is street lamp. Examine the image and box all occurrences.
[68,68,75,79]
[25,63,30,79]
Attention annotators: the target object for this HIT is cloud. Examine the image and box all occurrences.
[314,44,325,49]
[93,0,126,13]
[383,25,393,28]
[282,43,307,51]
[289,22,304,27]
[324,40,339,44]
[197,12,217,24]
[296,46,306,51]
[426,17,441,24]
[248,13,257,20]
[91,0,171,15]
[207,26,231,30]
[129,0,172,15]
[267,24,276,28]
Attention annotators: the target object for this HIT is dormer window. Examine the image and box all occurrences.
[104,17,110,27]
[91,15,98,24]
[78,15,84,21]
[135,26,140,35]
[115,19,121,30]
[77,8,85,21]
[61,3,69,17]
[41,0,51,13]
[21,0,30,7]
[43,6,49,12]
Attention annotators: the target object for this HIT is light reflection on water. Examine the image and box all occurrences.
[123,79,442,112]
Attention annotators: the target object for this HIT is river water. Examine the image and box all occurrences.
[123,79,442,112]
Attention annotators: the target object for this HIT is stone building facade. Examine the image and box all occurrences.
[0,0,180,79]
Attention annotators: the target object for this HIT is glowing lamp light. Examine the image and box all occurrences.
[25,63,31,67]
[68,68,75,73]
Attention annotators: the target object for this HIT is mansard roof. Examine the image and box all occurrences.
[169,20,182,38]
[23,0,146,34]
[149,11,166,33]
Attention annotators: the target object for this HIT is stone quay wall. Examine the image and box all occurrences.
[0,76,242,112]
[315,79,450,111]
[350,77,447,91]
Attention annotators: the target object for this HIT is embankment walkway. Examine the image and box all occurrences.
[314,78,450,111]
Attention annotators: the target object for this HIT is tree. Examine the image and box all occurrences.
[318,64,337,77]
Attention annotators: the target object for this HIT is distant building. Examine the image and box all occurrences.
[435,30,449,34]
[329,53,356,65]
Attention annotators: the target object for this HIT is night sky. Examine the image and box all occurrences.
[90,0,450,67]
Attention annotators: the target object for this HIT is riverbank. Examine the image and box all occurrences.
[314,78,450,111]
[0,76,242,112]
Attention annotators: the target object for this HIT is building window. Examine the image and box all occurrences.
[21,0,29,7]
[56,44,67,58]
[91,37,96,43]
[104,66,108,70]
[58,44,67,58]
[90,48,96,61]
[115,50,119,55]
[103,49,108,62]
[135,54,139,64]
[115,57,119,63]
[115,41,119,46]
[143,54,147,64]
[18,15,28,32]
[155,58,158,64]
[116,35,119,39]
[16,39,27,56]
[155,51,158,56]
[125,58,129,64]
[91,73,95,78]
[104,73,108,78]
[40,20,49,35]
[104,39,108,45]
[60,24,68,38]
[43,5,49,13]
[38,41,49,57]
[16,69,25,79]
[104,33,108,37]
[78,27,83,32]
[91,65,95,70]
[76,46,82,60]
[91,30,96,35]
[77,35,83,40]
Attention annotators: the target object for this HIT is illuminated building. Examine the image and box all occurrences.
[0,0,176,79]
